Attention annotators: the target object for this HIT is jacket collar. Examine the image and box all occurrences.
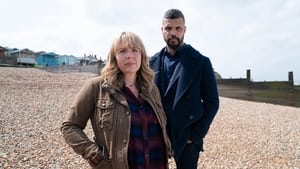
[101,81,128,106]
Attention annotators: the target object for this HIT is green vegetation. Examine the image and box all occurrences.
[0,64,26,68]
[218,82,300,107]
[252,88,299,107]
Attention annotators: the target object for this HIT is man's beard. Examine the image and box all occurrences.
[166,36,184,50]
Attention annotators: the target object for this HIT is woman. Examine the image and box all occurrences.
[61,32,172,169]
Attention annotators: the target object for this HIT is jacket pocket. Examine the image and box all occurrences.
[96,99,115,130]
[91,147,112,169]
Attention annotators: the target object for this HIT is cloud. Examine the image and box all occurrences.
[1,0,299,82]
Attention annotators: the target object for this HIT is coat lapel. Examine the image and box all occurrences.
[151,45,199,110]
[165,62,181,95]
[173,64,194,109]
[172,54,198,110]
[150,48,165,95]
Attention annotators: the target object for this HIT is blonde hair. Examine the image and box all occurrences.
[101,32,154,93]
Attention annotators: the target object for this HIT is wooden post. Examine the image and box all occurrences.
[288,71,295,106]
[247,69,251,100]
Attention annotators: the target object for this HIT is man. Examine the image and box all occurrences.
[150,9,219,169]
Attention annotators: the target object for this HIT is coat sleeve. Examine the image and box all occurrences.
[191,57,219,142]
[60,78,100,161]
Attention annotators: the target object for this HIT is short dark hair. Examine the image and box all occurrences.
[163,9,185,23]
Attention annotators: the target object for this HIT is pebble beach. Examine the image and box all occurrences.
[0,67,299,168]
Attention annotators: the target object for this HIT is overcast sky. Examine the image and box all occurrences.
[1,0,299,83]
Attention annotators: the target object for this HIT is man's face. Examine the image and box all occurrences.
[161,17,186,50]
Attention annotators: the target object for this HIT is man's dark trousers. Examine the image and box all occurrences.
[176,143,200,169]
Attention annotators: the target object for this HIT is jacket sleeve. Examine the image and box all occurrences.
[60,78,100,161]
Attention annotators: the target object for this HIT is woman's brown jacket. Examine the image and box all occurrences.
[61,76,172,169]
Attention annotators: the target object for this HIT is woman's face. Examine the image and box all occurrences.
[115,42,142,76]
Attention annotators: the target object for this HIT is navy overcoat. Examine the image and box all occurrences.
[150,44,219,160]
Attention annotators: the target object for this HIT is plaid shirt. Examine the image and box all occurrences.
[123,86,167,169]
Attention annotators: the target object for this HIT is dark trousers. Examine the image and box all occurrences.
[176,143,200,169]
